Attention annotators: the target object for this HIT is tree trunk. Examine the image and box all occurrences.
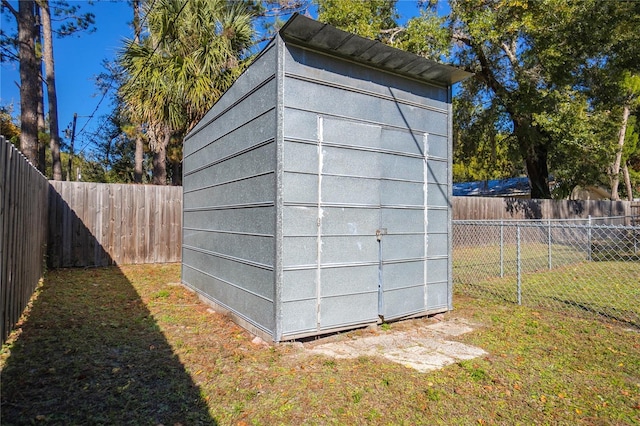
[171,158,182,186]
[152,131,169,185]
[35,5,47,174]
[134,134,144,183]
[623,163,633,201]
[514,116,551,199]
[132,0,145,184]
[133,0,141,43]
[610,104,630,201]
[524,146,551,199]
[37,81,47,173]
[17,0,39,165]
[39,0,63,181]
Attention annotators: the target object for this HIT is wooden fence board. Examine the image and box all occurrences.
[453,196,635,222]
[47,182,183,268]
[115,184,124,264]
[0,140,7,342]
[142,185,150,263]
[0,137,49,345]
[98,185,110,266]
[137,186,144,263]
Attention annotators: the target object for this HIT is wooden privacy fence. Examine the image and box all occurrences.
[48,181,182,268]
[37,189,640,269]
[1,137,49,345]
[453,196,638,222]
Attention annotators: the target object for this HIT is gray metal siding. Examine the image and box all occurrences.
[426,131,451,312]
[283,44,448,110]
[183,111,276,177]
[182,35,455,341]
[182,44,278,335]
[182,266,275,329]
[280,44,451,336]
[187,44,278,139]
[285,77,448,135]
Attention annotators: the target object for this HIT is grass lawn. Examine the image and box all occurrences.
[454,244,640,327]
[2,264,639,425]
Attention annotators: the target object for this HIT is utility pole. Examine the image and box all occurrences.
[67,112,77,181]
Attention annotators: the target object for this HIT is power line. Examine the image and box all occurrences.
[138,0,158,36]
[74,0,158,143]
[75,0,188,157]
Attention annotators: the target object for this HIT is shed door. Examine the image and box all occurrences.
[316,116,428,329]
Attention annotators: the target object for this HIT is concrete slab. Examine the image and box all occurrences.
[301,317,486,373]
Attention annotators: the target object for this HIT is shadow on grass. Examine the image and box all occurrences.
[1,266,216,425]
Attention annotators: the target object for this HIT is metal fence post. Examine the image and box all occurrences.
[500,220,504,278]
[548,219,552,270]
[516,223,521,305]
[587,215,592,261]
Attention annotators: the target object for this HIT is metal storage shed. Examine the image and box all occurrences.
[182,14,471,342]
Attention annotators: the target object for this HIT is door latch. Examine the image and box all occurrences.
[376,228,387,241]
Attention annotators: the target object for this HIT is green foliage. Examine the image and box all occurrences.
[118,0,255,184]
[0,105,20,145]
[623,114,640,198]
[315,0,399,42]
[536,90,615,198]
[316,0,449,60]
[49,1,96,37]
[399,9,449,61]
[453,84,522,182]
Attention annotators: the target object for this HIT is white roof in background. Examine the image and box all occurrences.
[279,14,472,87]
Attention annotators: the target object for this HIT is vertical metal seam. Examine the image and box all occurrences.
[516,223,521,305]
[273,35,285,342]
[378,207,383,317]
[423,132,429,311]
[446,85,454,311]
[547,219,552,270]
[316,115,324,330]
[500,220,504,277]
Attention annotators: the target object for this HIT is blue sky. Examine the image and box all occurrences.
[1,0,132,156]
[1,0,428,157]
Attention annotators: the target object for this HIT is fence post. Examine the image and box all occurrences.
[516,223,521,305]
[547,219,552,270]
[587,215,592,261]
[500,220,504,278]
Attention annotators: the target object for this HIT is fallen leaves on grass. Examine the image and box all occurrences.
[2,266,639,425]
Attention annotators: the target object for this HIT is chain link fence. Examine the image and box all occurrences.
[453,217,640,327]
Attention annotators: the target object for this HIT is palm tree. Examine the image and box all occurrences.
[119,0,254,185]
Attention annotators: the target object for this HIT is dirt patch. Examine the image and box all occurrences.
[296,317,487,373]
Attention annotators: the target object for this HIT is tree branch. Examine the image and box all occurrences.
[0,45,20,62]
[1,0,18,18]
[453,31,515,117]
[500,41,518,67]
[379,26,405,43]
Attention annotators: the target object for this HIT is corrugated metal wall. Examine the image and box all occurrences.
[182,44,278,335]
[278,45,452,338]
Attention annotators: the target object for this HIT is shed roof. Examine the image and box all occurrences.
[279,14,472,87]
